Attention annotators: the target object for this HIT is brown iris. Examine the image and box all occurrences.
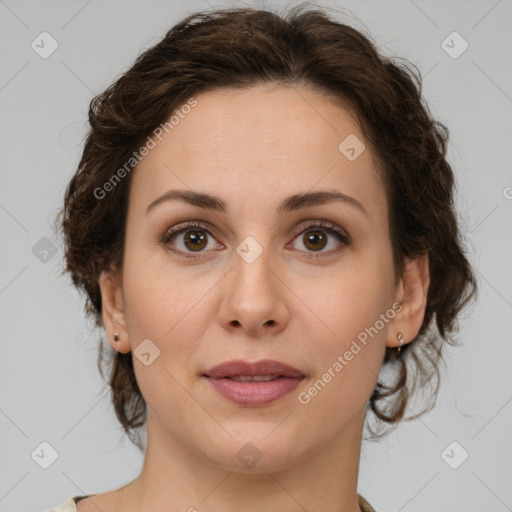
[183,230,208,251]
[303,230,327,251]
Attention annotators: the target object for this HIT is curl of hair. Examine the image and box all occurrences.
[57,3,477,449]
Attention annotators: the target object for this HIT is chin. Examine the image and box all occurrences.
[198,427,307,474]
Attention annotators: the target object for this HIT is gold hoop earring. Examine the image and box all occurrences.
[397,332,404,355]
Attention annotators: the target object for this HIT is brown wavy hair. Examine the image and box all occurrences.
[57,3,477,451]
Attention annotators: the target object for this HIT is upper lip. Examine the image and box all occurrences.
[204,359,305,379]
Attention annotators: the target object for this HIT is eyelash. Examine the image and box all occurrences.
[161,220,352,259]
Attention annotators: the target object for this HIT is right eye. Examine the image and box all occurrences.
[162,221,224,258]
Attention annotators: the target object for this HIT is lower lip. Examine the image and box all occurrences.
[204,376,304,406]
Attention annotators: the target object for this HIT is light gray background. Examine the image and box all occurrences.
[1,0,511,511]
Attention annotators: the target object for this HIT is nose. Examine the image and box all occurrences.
[218,248,289,337]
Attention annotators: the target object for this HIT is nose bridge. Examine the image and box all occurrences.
[231,234,275,302]
[219,232,287,334]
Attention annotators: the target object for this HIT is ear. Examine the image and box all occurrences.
[98,269,131,354]
[386,253,430,349]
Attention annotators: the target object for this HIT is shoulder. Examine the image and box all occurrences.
[43,497,79,512]
[43,493,376,512]
[358,493,378,512]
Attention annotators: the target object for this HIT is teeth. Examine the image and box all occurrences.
[229,374,280,382]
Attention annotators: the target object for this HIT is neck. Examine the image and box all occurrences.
[118,409,366,512]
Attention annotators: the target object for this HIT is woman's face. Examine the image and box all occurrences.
[103,84,405,472]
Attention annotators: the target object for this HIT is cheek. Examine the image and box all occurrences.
[121,249,218,366]
[122,269,167,340]
[294,247,394,396]
[122,241,198,337]
[294,270,393,425]
[299,252,394,340]
[120,258,211,414]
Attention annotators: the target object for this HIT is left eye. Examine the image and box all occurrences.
[288,222,351,256]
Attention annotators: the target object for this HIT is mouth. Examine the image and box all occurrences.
[203,359,306,406]
[204,358,305,379]
[220,374,285,382]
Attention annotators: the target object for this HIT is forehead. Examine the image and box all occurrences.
[130,84,386,219]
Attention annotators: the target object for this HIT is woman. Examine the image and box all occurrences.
[49,4,476,511]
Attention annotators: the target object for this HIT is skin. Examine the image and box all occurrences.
[80,84,429,512]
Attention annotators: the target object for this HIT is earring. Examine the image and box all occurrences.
[113,332,120,342]
[397,332,404,355]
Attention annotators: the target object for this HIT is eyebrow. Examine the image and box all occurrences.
[146,189,368,217]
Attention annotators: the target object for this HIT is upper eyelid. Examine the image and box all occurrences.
[164,219,350,244]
